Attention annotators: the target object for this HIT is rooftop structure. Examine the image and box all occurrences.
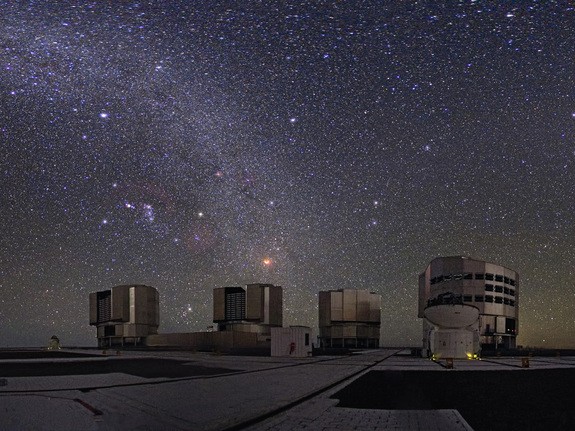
[419,256,519,357]
[89,284,159,348]
[318,289,381,348]
[213,283,282,335]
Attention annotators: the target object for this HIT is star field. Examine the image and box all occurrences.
[1,1,575,347]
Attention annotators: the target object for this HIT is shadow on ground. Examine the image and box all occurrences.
[0,357,240,378]
[332,369,575,431]
[0,351,99,360]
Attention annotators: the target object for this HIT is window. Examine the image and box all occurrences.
[510,300,515,307]
[485,295,494,303]
[504,276,510,284]
[509,279,516,286]
[305,333,310,346]
[437,275,444,283]
[495,285,503,293]
[463,295,472,302]
[444,274,452,281]
[474,295,484,302]
[495,296,503,304]
[509,289,515,297]
[495,274,504,282]
[463,273,473,280]
[485,284,494,291]
[475,273,484,280]
[504,298,510,305]
[504,287,510,295]
[430,277,437,285]
[485,273,494,281]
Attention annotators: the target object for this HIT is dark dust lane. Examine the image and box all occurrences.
[332,369,575,431]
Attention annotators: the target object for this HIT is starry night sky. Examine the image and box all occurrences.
[2,1,575,348]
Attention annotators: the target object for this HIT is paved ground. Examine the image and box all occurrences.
[0,348,574,430]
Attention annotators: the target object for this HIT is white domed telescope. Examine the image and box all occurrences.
[424,303,479,329]
[418,257,519,359]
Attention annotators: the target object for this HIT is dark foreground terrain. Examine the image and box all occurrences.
[0,354,240,378]
[333,368,575,431]
[0,350,99,360]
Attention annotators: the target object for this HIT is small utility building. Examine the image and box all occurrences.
[271,326,313,357]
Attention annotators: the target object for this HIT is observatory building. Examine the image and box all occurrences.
[419,256,519,358]
[89,285,159,348]
[213,283,282,335]
[318,289,381,348]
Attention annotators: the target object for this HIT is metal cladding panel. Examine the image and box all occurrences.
[129,287,139,324]
[114,324,124,336]
[318,291,331,326]
[89,292,98,325]
[484,262,501,275]
[111,285,130,322]
[356,290,370,322]
[267,285,283,326]
[123,323,150,337]
[331,291,343,321]
[150,289,160,327]
[430,258,446,278]
[483,302,513,318]
[342,289,357,321]
[342,325,357,337]
[515,273,520,324]
[510,271,519,321]
[496,316,507,333]
[246,284,263,321]
[213,288,226,322]
[369,326,381,339]
[129,286,159,326]
[437,257,466,275]
[330,325,344,338]
[356,325,369,338]
[369,294,381,323]
[418,271,428,318]
[318,325,331,339]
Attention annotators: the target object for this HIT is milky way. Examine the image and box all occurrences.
[2,1,575,347]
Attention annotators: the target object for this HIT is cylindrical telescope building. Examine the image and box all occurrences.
[418,256,519,358]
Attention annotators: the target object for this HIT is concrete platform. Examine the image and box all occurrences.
[0,349,573,430]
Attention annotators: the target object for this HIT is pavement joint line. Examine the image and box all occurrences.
[73,398,103,416]
[220,350,404,431]
[0,354,358,394]
[479,358,526,369]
